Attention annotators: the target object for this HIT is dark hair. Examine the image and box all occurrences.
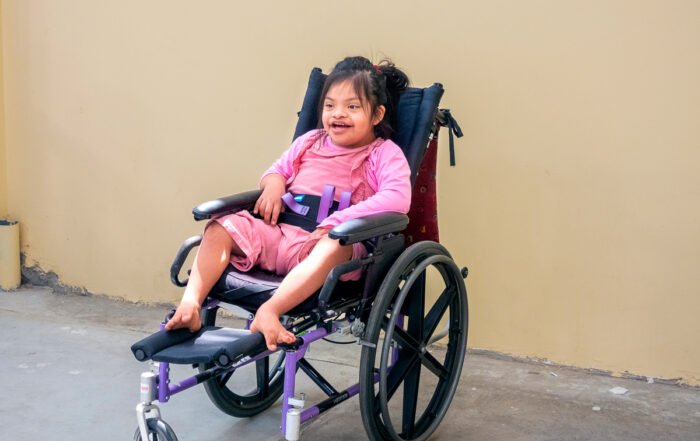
[318,56,409,140]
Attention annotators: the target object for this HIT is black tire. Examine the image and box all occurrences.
[133,418,178,441]
[197,305,286,417]
[359,241,468,441]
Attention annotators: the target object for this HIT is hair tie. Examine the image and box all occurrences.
[373,64,382,73]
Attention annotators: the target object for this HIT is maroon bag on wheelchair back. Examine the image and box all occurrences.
[405,136,439,245]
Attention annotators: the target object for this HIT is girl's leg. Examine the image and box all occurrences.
[165,222,245,331]
[250,236,353,350]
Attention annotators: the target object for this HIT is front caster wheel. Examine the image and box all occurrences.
[133,418,178,441]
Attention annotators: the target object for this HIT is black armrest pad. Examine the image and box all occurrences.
[192,190,263,221]
[329,212,409,245]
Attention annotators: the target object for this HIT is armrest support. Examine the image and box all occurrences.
[192,190,263,221]
[328,212,409,246]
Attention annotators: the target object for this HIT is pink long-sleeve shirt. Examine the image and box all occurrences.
[261,129,411,229]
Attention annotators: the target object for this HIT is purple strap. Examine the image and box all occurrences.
[281,193,310,216]
[338,191,351,211]
[316,185,336,223]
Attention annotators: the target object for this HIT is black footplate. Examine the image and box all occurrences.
[131,327,267,366]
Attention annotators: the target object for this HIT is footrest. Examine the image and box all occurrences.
[131,327,267,366]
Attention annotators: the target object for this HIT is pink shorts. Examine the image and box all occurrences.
[212,211,366,280]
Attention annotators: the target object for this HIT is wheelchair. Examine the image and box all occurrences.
[131,67,468,441]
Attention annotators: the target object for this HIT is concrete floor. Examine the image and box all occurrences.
[1,286,698,441]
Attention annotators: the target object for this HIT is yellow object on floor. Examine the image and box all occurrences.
[0,220,20,290]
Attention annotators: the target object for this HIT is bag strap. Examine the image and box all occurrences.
[437,109,464,166]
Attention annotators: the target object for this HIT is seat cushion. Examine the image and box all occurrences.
[209,264,363,315]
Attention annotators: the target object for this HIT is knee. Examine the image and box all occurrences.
[318,236,353,260]
[203,221,233,245]
[204,221,225,238]
[204,220,244,257]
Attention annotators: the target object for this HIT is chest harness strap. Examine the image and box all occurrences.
[276,184,351,232]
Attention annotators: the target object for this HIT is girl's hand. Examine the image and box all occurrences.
[254,174,286,225]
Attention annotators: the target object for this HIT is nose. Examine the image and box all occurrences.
[332,106,347,118]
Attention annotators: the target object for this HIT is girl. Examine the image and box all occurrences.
[165,56,412,351]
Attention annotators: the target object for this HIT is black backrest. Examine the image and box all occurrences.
[293,68,444,186]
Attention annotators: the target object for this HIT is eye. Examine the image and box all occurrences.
[324,103,333,109]
[349,104,360,110]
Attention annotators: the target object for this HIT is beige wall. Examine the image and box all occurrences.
[0,0,7,219]
[2,1,699,385]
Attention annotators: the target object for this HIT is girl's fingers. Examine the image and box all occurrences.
[255,195,284,225]
[257,200,264,219]
[259,199,270,223]
[271,202,281,225]
[263,200,272,224]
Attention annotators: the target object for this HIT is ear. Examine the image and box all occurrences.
[372,105,386,126]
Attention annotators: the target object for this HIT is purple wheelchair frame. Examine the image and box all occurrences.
[150,301,402,438]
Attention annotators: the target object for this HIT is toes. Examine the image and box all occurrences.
[280,331,296,343]
[165,315,180,330]
[265,335,278,352]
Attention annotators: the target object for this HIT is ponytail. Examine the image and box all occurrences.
[374,60,409,139]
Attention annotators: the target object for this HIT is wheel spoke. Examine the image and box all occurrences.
[375,351,420,414]
[218,371,233,387]
[423,286,456,341]
[421,350,449,380]
[402,354,422,436]
[384,318,421,354]
[256,357,269,398]
[388,353,416,400]
[406,271,426,343]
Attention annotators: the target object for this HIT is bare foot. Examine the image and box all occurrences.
[249,306,295,351]
[164,299,202,332]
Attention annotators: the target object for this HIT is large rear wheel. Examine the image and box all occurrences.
[359,241,468,441]
[198,305,286,417]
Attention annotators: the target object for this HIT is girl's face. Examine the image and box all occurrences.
[321,80,385,148]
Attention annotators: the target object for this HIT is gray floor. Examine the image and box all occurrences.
[1,287,698,441]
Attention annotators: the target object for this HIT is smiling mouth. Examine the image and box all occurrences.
[332,122,351,128]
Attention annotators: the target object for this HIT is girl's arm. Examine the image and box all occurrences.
[318,142,412,229]
[255,130,322,224]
